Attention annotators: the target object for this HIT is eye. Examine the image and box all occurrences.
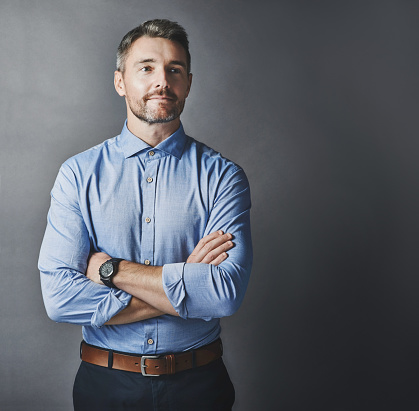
[140,66,152,72]
[169,67,182,74]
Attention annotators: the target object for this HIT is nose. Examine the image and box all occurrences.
[154,68,169,89]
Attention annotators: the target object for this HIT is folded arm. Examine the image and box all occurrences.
[39,164,236,326]
[87,167,253,322]
[39,162,252,326]
[158,167,253,320]
[38,164,133,327]
[87,231,235,321]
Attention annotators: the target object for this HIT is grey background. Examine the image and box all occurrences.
[1,0,418,410]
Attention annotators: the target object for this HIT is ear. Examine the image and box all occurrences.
[114,70,126,97]
[185,73,193,98]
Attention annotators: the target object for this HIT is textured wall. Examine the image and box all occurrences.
[1,1,419,410]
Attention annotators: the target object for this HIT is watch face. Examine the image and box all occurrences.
[101,262,114,279]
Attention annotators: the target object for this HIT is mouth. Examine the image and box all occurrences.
[148,96,174,101]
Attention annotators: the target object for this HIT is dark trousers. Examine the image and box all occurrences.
[73,357,235,410]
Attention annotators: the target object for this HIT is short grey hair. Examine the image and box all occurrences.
[116,19,191,74]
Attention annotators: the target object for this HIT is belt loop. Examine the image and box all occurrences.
[167,354,176,375]
[108,350,114,369]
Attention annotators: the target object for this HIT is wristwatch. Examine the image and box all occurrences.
[99,258,123,289]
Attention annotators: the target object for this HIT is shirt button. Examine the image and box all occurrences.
[149,151,155,156]
[144,259,151,265]
[147,177,153,183]
[147,338,154,345]
[145,217,151,223]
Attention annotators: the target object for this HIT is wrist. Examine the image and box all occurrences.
[99,258,124,289]
[111,259,133,288]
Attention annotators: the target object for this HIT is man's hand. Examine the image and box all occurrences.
[187,230,234,265]
[85,252,111,284]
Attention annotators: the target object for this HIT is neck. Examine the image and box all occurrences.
[126,112,180,147]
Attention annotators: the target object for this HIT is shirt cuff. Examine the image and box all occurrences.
[162,262,187,319]
[90,289,132,328]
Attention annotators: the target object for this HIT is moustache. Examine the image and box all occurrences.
[144,89,177,100]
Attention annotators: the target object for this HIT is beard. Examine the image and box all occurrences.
[126,89,186,125]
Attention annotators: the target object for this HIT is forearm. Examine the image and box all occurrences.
[112,261,178,316]
[86,232,236,319]
[40,268,132,326]
[105,296,164,325]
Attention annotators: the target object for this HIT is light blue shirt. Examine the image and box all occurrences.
[39,122,252,354]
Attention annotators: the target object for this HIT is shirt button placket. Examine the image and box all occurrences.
[141,154,158,353]
[142,161,156,267]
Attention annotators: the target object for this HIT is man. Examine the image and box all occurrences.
[39,19,252,410]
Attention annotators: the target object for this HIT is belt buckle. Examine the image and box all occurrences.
[140,355,161,377]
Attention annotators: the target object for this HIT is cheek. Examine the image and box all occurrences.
[125,82,148,101]
[174,82,191,99]
[183,79,192,97]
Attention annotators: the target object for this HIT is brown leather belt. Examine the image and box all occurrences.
[80,339,223,376]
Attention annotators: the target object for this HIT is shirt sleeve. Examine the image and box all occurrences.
[162,166,253,320]
[38,164,132,328]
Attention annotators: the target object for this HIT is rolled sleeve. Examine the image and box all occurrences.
[162,166,253,321]
[39,267,132,327]
[39,163,132,327]
[91,289,132,328]
[162,262,187,318]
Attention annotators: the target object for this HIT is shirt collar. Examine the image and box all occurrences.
[119,120,188,160]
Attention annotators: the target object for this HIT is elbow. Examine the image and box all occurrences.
[216,294,243,317]
[44,303,64,323]
[211,267,247,317]
[42,289,67,323]
[40,270,74,323]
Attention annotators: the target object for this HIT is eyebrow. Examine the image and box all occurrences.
[170,60,187,68]
[134,58,187,68]
[134,58,156,65]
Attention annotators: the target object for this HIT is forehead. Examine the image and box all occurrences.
[126,36,188,67]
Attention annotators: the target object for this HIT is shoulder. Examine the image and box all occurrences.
[61,135,120,175]
[183,135,250,205]
[185,136,246,180]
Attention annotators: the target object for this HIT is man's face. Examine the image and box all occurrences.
[115,36,192,125]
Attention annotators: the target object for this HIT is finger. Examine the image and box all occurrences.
[201,240,234,264]
[209,252,229,266]
[190,231,224,256]
[86,252,110,277]
[187,231,225,263]
[191,233,233,263]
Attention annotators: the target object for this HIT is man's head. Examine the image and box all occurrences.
[116,19,191,75]
[114,19,192,128]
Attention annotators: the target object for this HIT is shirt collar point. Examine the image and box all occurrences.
[121,121,188,160]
